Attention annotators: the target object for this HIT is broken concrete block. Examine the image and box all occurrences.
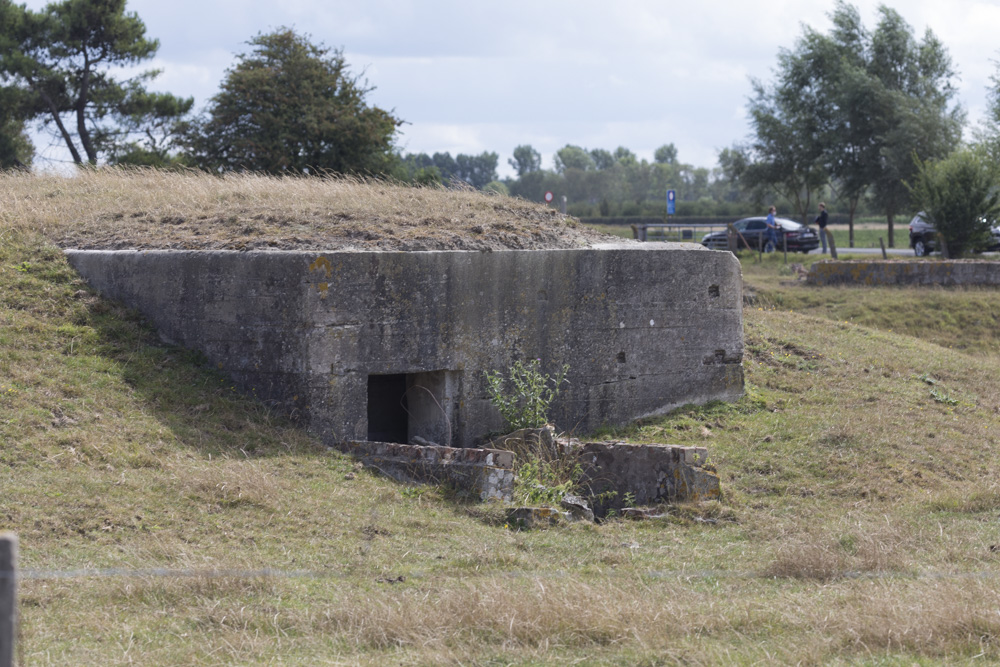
[560,494,595,522]
[563,439,721,516]
[334,440,515,501]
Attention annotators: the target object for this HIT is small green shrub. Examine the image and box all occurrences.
[484,359,569,431]
[513,457,582,506]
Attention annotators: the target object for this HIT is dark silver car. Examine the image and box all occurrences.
[701,217,820,253]
[908,212,1000,256]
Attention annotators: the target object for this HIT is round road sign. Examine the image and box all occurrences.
[544,191,554,203]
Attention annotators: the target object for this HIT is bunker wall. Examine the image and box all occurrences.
[65,244,744,447]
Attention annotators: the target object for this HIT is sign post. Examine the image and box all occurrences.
[0,532,15,667]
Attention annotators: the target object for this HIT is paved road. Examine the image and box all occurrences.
[807,246,913,256]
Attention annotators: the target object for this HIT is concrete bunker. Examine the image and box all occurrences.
[65,242,745,452]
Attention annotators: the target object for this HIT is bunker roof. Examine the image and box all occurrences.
[1,169,616,252]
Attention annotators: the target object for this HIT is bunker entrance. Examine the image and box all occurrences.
[366,371,459,446]
[367,374,408,443]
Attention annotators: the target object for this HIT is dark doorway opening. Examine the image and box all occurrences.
[367,374,409,443]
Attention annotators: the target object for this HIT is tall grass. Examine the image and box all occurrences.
[4,175,1000,663]
[0,167,608,251]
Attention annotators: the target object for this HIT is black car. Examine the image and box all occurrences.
[701,217,820,253]
[908,212,1000,256]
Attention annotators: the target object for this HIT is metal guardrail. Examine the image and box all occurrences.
[630,223,728,242]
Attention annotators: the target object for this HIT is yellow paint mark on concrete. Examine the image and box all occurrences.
[309,256,333,278]
[309,256,333,298]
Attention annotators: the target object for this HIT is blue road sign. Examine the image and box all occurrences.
[667,189,676,216]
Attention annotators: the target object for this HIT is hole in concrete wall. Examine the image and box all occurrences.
[368,371,460,446]
[617,351,626,364]
[405,370,458,447]
[708,285,720,297]
[367,374,409,443]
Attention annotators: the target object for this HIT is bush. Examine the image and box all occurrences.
[909,150,1000,256]
[484,359,569,431]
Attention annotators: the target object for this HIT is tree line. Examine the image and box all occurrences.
[2,0,999,251]
[724,1,967,248]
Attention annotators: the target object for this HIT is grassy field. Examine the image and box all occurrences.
[4,174,1000,664]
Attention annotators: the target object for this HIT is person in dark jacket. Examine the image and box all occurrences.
[815,202,829,254]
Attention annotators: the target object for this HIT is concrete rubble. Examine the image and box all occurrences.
[329,426,720,517]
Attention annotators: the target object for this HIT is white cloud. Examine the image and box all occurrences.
[15,0,997,173]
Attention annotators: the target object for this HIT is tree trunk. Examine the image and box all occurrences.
[76,55,98,164]
[848,197,858,248]
[39,91,83,165]
[887,212,895,248]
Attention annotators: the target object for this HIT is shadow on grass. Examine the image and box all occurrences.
[1,233,322,460]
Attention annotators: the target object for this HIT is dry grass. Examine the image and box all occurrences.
[0,168,611,251]
[19,571,1000,664]
[5,177,1000,663]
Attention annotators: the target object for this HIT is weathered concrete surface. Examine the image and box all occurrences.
[487,427,720,514]
[335,441,515,501]
[808,259,1000,286]
[65,243,744,447]
[569,441,720,515]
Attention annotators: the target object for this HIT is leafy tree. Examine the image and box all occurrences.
[613,146,637,165]
[413,165,442,187]
[775,2,877,244]
[186,28,402,175]
[589,148,614,170]
[975,56,1000,165]
[105,87,193,167]
[0,87,32,168]
[431,152,458,181]
[553,144,594,173]
[483,180,509,196]
[654,143,678,164]
[733,69,829,222]
[908,149,1000,256]
[730,2,962,243]
[0,0,191,165]
[402,150,497,188]
[455,151,498,189]
[508,144,541,176]
[866,7,963,245]
[507,169,560,204]
[0,115,32,168]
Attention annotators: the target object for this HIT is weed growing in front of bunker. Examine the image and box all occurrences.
[512,457,582,506]
[484,359,569,431]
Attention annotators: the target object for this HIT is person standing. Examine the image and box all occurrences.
[814,202,829,254]
[765,206,779,252]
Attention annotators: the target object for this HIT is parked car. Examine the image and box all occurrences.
[908,212,936,256]
[701,217,820,253]
[908,212,1000,256]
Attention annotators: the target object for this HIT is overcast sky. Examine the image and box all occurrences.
[22,0,1000,177]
